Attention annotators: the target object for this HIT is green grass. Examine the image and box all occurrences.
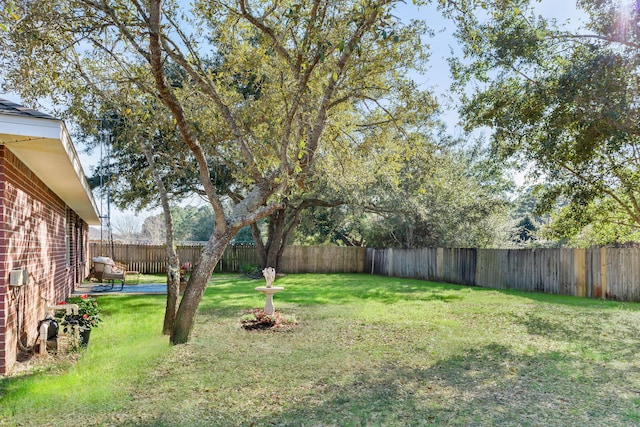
[0,292,168,423]
[3,273,640,426]
[132,273,167,284]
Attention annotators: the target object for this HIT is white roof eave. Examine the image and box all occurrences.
[0,114,101,226]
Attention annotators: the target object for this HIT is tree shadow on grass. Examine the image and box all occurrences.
[513,309,640,364]
[239,343,640,427]
[124,343,640,426]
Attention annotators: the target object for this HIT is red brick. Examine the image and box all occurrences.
[0,147,91,375]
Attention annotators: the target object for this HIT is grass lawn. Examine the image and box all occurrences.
[2,273,640,426]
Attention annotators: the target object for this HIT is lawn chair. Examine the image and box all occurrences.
[91,257,138,290]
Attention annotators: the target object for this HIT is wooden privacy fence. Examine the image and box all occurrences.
[90,242,259,273]
[89,242,365,274]
[90,242,640,302]
[366,247,640,302]
[281,245,366,273]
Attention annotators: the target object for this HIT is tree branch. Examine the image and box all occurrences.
[159,35,262,181]
[555,33,640,50]
[558,159,640,225]
[148,0,227,232]
[80,0,151,61]
[238,0,294,70]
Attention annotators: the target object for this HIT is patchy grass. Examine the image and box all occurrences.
[3,273,640,426]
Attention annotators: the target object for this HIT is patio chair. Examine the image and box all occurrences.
[91,257,138,290]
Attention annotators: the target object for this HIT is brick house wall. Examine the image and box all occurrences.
[0,146,90,374]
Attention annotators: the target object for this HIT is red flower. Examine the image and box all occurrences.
[81,294,88,299]
[83,314,89,319]
[58,301,66,305]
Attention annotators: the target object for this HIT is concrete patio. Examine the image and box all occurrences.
[73,283,167,296]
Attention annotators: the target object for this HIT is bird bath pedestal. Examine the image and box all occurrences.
[256,267,282,315]
[254,286,284,315]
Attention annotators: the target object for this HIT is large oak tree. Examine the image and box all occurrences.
[0,0,432,343]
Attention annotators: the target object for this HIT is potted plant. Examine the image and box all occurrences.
[55,294,102,346]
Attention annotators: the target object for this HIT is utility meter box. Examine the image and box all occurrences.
[9,268,28,287]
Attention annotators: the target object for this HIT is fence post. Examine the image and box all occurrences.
[436,248,444,281]
[574,249,586,297]
[601,247,607,300]
[370,249,375,275]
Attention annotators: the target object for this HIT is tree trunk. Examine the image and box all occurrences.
[255,199,342,271]
[139,138,180,335]
[265,245,281,270]
[171,195,284,344]
[170,231,233,344]
[265,209,286,269]
[250,222,267,268]
[164,255,180,335]
[252,209,286,270]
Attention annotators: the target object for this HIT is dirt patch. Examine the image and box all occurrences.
[7,350,81,378]
[240,308,297,331]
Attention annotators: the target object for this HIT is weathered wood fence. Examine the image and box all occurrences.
[90,242,640,302]
[281,245,366,273]
[89,242,366,274]
[90,242,259,273]
[365,247,640,302]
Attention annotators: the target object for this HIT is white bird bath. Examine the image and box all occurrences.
[256,267,283,315]
[254,286,284,315]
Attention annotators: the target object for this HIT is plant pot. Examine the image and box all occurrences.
[80,329,91,346]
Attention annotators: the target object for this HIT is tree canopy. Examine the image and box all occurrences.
[296,137,514,248]
[445,0,640,246]
[140,205,217,243]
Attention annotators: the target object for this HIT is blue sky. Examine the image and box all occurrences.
[395,0,587,132]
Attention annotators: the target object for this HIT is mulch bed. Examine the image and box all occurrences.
[240,308,297,331]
